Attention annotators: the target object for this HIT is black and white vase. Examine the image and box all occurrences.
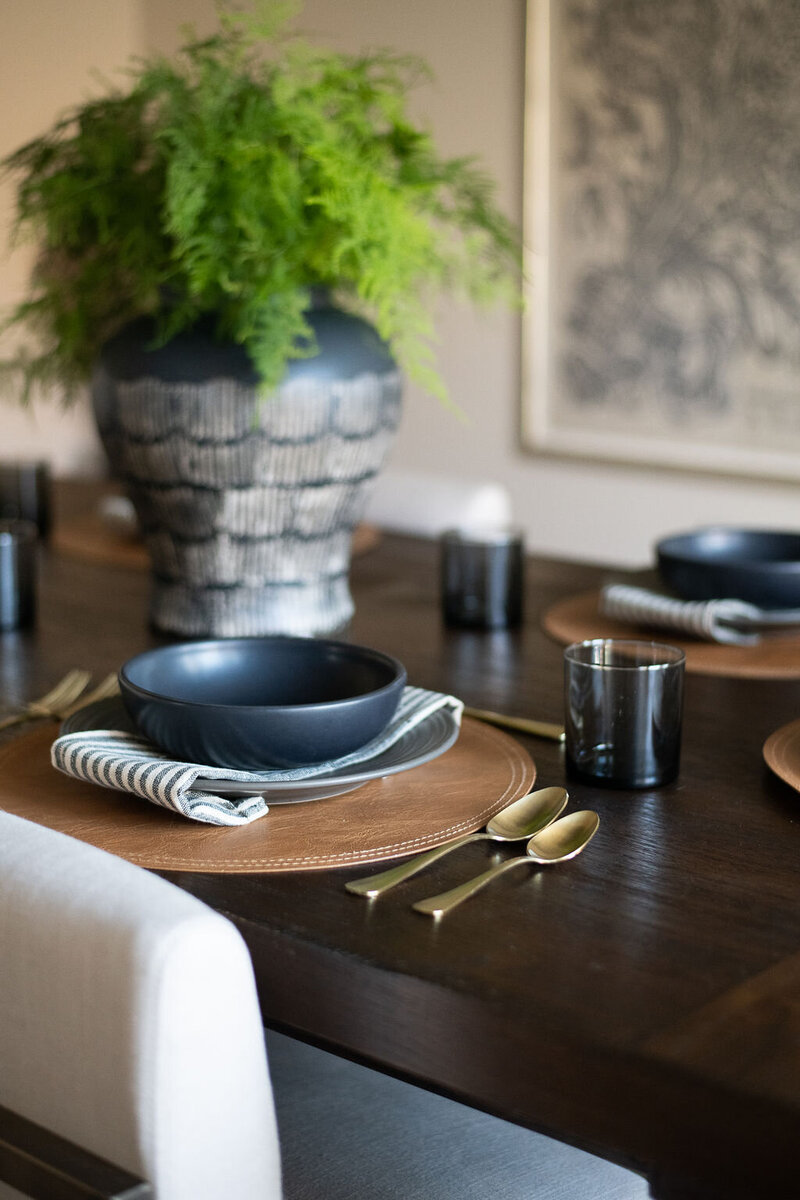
[91,298,401,638]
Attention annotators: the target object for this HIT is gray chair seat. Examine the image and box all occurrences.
[267,1031,648,1200]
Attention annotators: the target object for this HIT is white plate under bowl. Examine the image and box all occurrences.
[61,697,460,804]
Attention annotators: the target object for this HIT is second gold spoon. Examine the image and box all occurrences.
[412,810,600,917]
[345,786,569,898]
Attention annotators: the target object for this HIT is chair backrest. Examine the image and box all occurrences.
[0,812,282,1200]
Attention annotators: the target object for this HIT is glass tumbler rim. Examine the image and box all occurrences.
[564,637,686,672]
[441,525,524,547]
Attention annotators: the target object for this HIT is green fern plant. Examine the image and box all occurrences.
[2,1,520,405]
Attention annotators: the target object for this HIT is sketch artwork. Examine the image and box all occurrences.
[523,0,800,477]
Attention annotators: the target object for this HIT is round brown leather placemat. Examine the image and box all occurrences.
[542,589,800,679]
[52,511,151,570]
[763,718,800,791]
[53,513,381,571]
[0,718,535,873]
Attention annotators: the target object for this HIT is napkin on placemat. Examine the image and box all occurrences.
[50,687,463,827]
[600,584,800,646]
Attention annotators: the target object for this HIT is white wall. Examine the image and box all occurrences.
[3,0,799,564]
[0,0,144,474]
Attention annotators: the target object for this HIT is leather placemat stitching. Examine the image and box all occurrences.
[147,751,528,869]
[542,589,800,679]
[0,719,535,873]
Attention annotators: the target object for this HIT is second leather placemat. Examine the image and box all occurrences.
[763,718,800,791]
[52,511,151,570]
[0,718,535,873]
[542,590,800,679]
[53,513,381,571]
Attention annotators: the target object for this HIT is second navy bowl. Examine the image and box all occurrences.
[657,527,800,607]
[119,637,407,770]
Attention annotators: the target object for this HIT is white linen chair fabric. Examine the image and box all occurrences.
[0,811,648,1199]
[0,811,281,1200]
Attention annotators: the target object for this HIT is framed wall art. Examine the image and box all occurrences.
[521,0,800,480]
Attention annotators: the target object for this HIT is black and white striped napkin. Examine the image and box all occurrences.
[51,687,463,826]
[599,584,800,646]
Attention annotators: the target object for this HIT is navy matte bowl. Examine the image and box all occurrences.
[657,528,800,607]
[119,637,407,769]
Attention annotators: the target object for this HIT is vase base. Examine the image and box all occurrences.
[149,578,354,639]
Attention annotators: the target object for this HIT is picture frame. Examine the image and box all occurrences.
[521,0,800,481]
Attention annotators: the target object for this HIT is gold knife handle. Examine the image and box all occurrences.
[463,706,565,742]
[412,856,531,917]
[345,831,485,898]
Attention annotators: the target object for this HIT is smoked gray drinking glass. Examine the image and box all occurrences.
[564,639,685,788]
[0,460,52,539]
[440,527,524,629]
[0,519,38,631]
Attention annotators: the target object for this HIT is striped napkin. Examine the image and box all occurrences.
[51,687,463,827]
[599,584,800,645]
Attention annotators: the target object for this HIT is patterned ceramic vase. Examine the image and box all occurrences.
[91,299,401,638]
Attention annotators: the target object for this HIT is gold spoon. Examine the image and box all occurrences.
[412,810,600,917]
[345,786,569,898]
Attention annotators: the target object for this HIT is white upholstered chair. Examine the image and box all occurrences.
[0,812,648,1200]
[0,811,281,1200]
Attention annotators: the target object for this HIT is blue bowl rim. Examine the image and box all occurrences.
[656,527,800,572]
[119,636,407,713]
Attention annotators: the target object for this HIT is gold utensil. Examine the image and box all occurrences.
[412,810,600,917]
[58,672,120,719]
[345,786,569,898]
[0,670,92,732]
[463,705,565,742]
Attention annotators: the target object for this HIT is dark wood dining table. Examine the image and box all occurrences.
[5,480,800,1200]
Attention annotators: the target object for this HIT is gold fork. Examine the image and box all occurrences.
[0,670,93,731]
